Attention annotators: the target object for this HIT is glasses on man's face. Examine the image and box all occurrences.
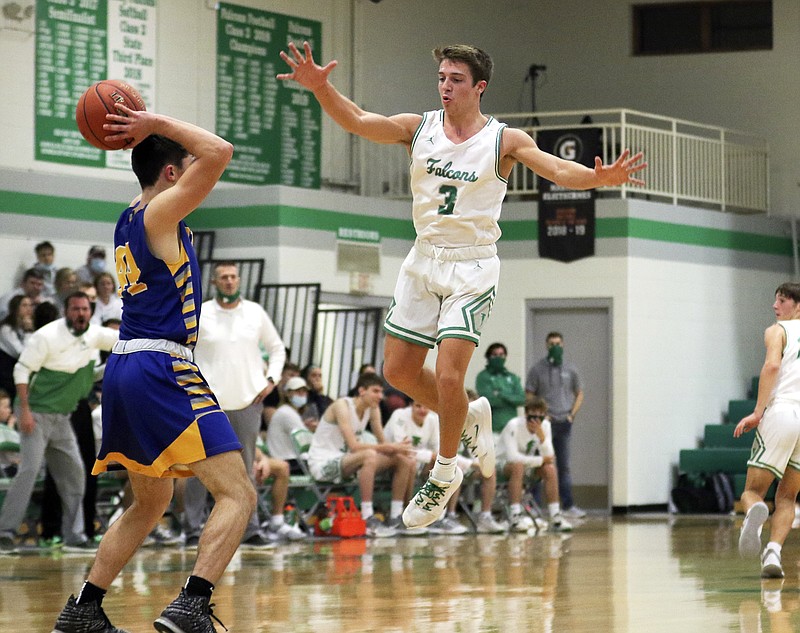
[526,414,544,421]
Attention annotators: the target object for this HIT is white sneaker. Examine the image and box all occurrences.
[739,501,769,558]
[403,467,464,529]
[429,516,469,535]
[761,546,784,579]
[475,514,506,534]
[461,397,495,478]
[267,522,306,542]
[509,514,534,533]
[562,505,587,519]
[550,513,573,532]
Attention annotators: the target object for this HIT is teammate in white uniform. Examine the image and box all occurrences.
[308,373,416,535]
[735,282,800,578]
[279,41,646,528]
[499,397,571,532]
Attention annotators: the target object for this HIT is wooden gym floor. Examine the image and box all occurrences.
[1,514,797,632]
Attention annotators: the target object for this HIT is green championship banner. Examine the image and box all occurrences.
[34,0,157,170]
[216,3,321,187]
[536,129,600,263]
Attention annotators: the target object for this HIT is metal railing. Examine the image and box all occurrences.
[357,109,769,213]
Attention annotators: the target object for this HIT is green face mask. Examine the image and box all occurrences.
[547,344,563,366]
[487,356,506,372]
[217,290,241,305]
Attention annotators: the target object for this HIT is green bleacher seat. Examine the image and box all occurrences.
[679,448,750,475]
[749,376,759,399]
[727,399,756,425]
[702,424,753,449]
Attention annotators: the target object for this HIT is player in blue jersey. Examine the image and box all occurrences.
[52,108,250,633]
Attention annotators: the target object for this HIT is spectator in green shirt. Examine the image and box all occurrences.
[475,342,527,433]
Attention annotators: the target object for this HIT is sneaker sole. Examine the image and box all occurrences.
[154,617,185,633]
[761,564,784,579]
[739,502,769,558]
[403,468,464,529]
[472,397,495,478]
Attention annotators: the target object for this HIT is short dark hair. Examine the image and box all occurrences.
[776,283,800,303]
[35,241,54,254]
[64,291,91,312]
[131,134,189,189]
[34,301,59,329]
[432,45,493,86]
[356,372,384,392]
[213,261,239,277]
[546,331,563,342]
[22,268,45,282]
[484,342,507,359]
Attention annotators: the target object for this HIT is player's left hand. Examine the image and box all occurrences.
[595,149,647,187]
[733,412,760,437]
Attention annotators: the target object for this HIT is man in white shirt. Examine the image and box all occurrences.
[186,262,288,547]
[0,292,118,552]
[498,397,572,532]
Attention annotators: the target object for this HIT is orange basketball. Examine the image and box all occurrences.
[75,80,147,150]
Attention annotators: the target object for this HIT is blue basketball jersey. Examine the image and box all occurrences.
[114,203,201,347]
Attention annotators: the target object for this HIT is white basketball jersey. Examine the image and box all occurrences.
[773,320,800,403]
[310,397,371,454]
[410,110,508,247]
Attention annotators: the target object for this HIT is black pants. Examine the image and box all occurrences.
[40,399,98,539]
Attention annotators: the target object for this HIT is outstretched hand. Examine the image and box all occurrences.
[277,41,338,90]
[733,412,759,438]
[594,149,647,187]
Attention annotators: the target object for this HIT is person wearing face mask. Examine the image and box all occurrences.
[75,246,109,287]
[184,262,287,549]
[0,292,118,554]
[266,376,313,468]
[475,342,527,433]
[525,331,585,520]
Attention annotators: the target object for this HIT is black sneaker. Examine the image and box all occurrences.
[52,595,128,633]
[239,533,276,550]
[154,589,226,633]
[183,535,200,551]
[0,533,17,555]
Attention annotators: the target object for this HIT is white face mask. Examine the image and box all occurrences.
[290,394,308,409]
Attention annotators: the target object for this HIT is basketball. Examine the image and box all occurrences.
[75,80,147,151]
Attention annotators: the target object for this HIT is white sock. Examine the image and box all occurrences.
[270,514,285,529]
[766,541,782,555]
[548,502,561,518]
[510,503,523,516]
[390,500,403,519]
[432,454,457,482]
[361,501,374,519]
[480,511,493,521]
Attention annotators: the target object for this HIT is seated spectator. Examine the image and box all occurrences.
[498,397,572,533]
[252,446,305,541]
[30,241,58,299]
[0,388,20,477]
[0,295,34,401]
[0,268,50,322]
[307,373,416,536]
[262,361,300,427]
[348,364,377,397]
[74,245,109,286]
[266,376,312,472]
[52,268,78,315]
[301,364,334,419]
[33,301,59,330]
[90,272,122,326]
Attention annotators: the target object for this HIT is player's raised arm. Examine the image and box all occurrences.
[277,41,419,146]
[501,126,647,190]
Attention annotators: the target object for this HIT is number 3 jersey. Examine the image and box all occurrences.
[114,203,202,348]
[409,109,508,248]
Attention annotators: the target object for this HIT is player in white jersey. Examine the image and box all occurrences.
[734,282,800,578]
[307,373,416,535]
[499,397,571,532]
[278,42,646,528]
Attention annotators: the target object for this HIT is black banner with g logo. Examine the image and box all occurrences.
[536,128,600,263]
